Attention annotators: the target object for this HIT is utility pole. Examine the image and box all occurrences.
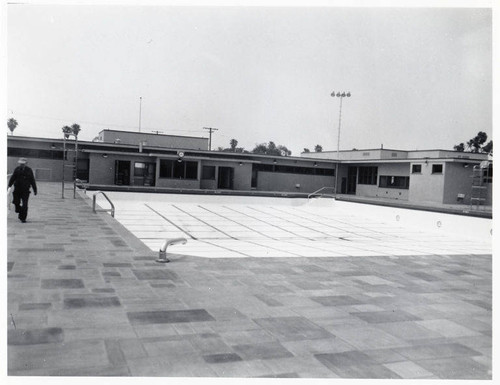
[203,127,218,151]
[139,97,142,132]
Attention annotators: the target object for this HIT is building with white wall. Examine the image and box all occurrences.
[303,148,492,205]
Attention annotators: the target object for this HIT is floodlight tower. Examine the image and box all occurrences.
[331,91,351,196]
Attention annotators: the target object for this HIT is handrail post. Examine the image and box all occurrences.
[92,191,115,217]
[157,238,187,263]
[308,186,336,199]
[75,179,87,193]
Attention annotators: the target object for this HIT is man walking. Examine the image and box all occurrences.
[8,158,37,223]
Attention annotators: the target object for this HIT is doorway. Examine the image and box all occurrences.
[133,162,156,186]
[347,166,357,194]
[76,159,90,182]
[341,177,347,194]
[218,167,234,189]
[115,160,131,185]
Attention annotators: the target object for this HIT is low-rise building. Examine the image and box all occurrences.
[304,148,492,205]
[7,131,492,206]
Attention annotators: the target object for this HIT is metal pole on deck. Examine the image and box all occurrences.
[331,91,351,196]
[62,136,66,198]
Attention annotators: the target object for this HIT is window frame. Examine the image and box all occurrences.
[432,164,443,174]
[134,162,146,177]
[159,159,198,180]
[379,175,410,189]
[411,164,422,174]
[358,166,378,185]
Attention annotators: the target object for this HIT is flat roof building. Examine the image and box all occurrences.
[7,132,492,208]
[97,129,209,150]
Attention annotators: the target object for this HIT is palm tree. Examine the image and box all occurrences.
[7,118,18,135]
[62,124,81,138]
[71,124,81,137]
[62,125,72,138]
[229,139,238,152]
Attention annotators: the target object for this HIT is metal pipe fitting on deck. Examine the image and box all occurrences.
[157,237,188,263]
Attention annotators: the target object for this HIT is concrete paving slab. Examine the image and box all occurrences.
[6,182,492,379]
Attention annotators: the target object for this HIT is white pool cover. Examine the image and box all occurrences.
[91,191,492,259]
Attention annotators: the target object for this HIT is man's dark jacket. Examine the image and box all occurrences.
[8,165,38,194]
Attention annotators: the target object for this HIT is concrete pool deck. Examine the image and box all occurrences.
[7,182,492,379]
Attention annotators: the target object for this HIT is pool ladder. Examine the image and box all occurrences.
[92,191,115,218]
[308,186,336,199]
[90,191,187,263]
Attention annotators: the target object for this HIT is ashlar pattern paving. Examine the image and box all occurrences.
[7,183,492,378]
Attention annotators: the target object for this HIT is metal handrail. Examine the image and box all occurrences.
[92,191,115,217]
[157,238,188,263]
[74,178,88,192]
[307,186,336,199]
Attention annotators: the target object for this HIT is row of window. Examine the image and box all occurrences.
[138,162,494,188]
[8,147,64,160]
[159,161,337,181]
[253,163,335,176]
[357,167,410,189]
[412,164,442,174]
[357,166,409,189]
[358,167,378,185]
[159,160,198,179]
[379,176,410,189]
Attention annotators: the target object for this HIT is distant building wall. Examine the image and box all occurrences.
[406,150,486,160]
[199,161,253,191]
[255,172,335,193]
[408,161,446,204]
[301,149,409,161]
[99,130,208,150]
[355,163,410,200]
[7,157,64,182]
[89,153,123,185]
[442,162,492,206]
[156,177,200,189]
[230,162,252,190]
[7,137,81,182]
[443,163,474,204]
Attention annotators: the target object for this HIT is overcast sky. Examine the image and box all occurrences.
[6,2,493,155]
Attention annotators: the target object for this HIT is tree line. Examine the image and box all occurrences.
[454,131,492,154]
[216,139,324,156]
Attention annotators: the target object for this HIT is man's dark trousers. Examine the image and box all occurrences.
[12,190,31,222]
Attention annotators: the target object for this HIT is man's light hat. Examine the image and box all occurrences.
[18,158,27,164]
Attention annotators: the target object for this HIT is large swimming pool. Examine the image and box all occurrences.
[90,191,492,259]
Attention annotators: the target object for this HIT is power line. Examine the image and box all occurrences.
[203,127,219,151]
[10,111,205,135]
